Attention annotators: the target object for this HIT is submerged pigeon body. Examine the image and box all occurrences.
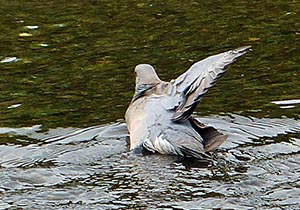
[125,46,251,158]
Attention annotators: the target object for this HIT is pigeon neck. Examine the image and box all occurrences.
[132,83,158,102]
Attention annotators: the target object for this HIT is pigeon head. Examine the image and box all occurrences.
[134,64,161,86]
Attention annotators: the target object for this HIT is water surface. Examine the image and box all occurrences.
[0,0,300,209]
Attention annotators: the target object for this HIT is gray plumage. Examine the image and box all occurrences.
[125,46,251,159]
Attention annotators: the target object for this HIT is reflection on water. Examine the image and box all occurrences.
[272,99,300,109]
[1,0,300,128]
[0,114,300,208]
[1,0,300,208]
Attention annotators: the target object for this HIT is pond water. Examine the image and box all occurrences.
[1,0,300,209]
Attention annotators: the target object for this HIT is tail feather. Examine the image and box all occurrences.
[189,118,228,152]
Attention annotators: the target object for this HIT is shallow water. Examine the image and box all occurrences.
[1,0,300,209]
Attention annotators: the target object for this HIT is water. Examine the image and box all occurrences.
[1,0,300,209]
[0,116,300,209]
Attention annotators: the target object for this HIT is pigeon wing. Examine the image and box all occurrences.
[171,46,251,122]
[142,124,210,159]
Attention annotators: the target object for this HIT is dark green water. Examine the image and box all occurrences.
[0,0,300,209]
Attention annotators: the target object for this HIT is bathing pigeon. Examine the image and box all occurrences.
[125,46,251,159]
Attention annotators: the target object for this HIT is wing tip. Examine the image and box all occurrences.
[232,45,252,55]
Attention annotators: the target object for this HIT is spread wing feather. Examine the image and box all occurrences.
[171,46,251,122]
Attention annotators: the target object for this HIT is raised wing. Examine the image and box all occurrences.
[171,46,251,122]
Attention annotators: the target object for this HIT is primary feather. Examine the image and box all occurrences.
[171,46,251,122]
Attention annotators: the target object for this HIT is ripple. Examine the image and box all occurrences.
[0,115,300,208]
[0,57,20,63]
[19,33,32,37]
[271,99,300,105]
[7,104,22,109]
[25,26,39,30]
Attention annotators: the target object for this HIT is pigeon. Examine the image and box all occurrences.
[125,46,251,159]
